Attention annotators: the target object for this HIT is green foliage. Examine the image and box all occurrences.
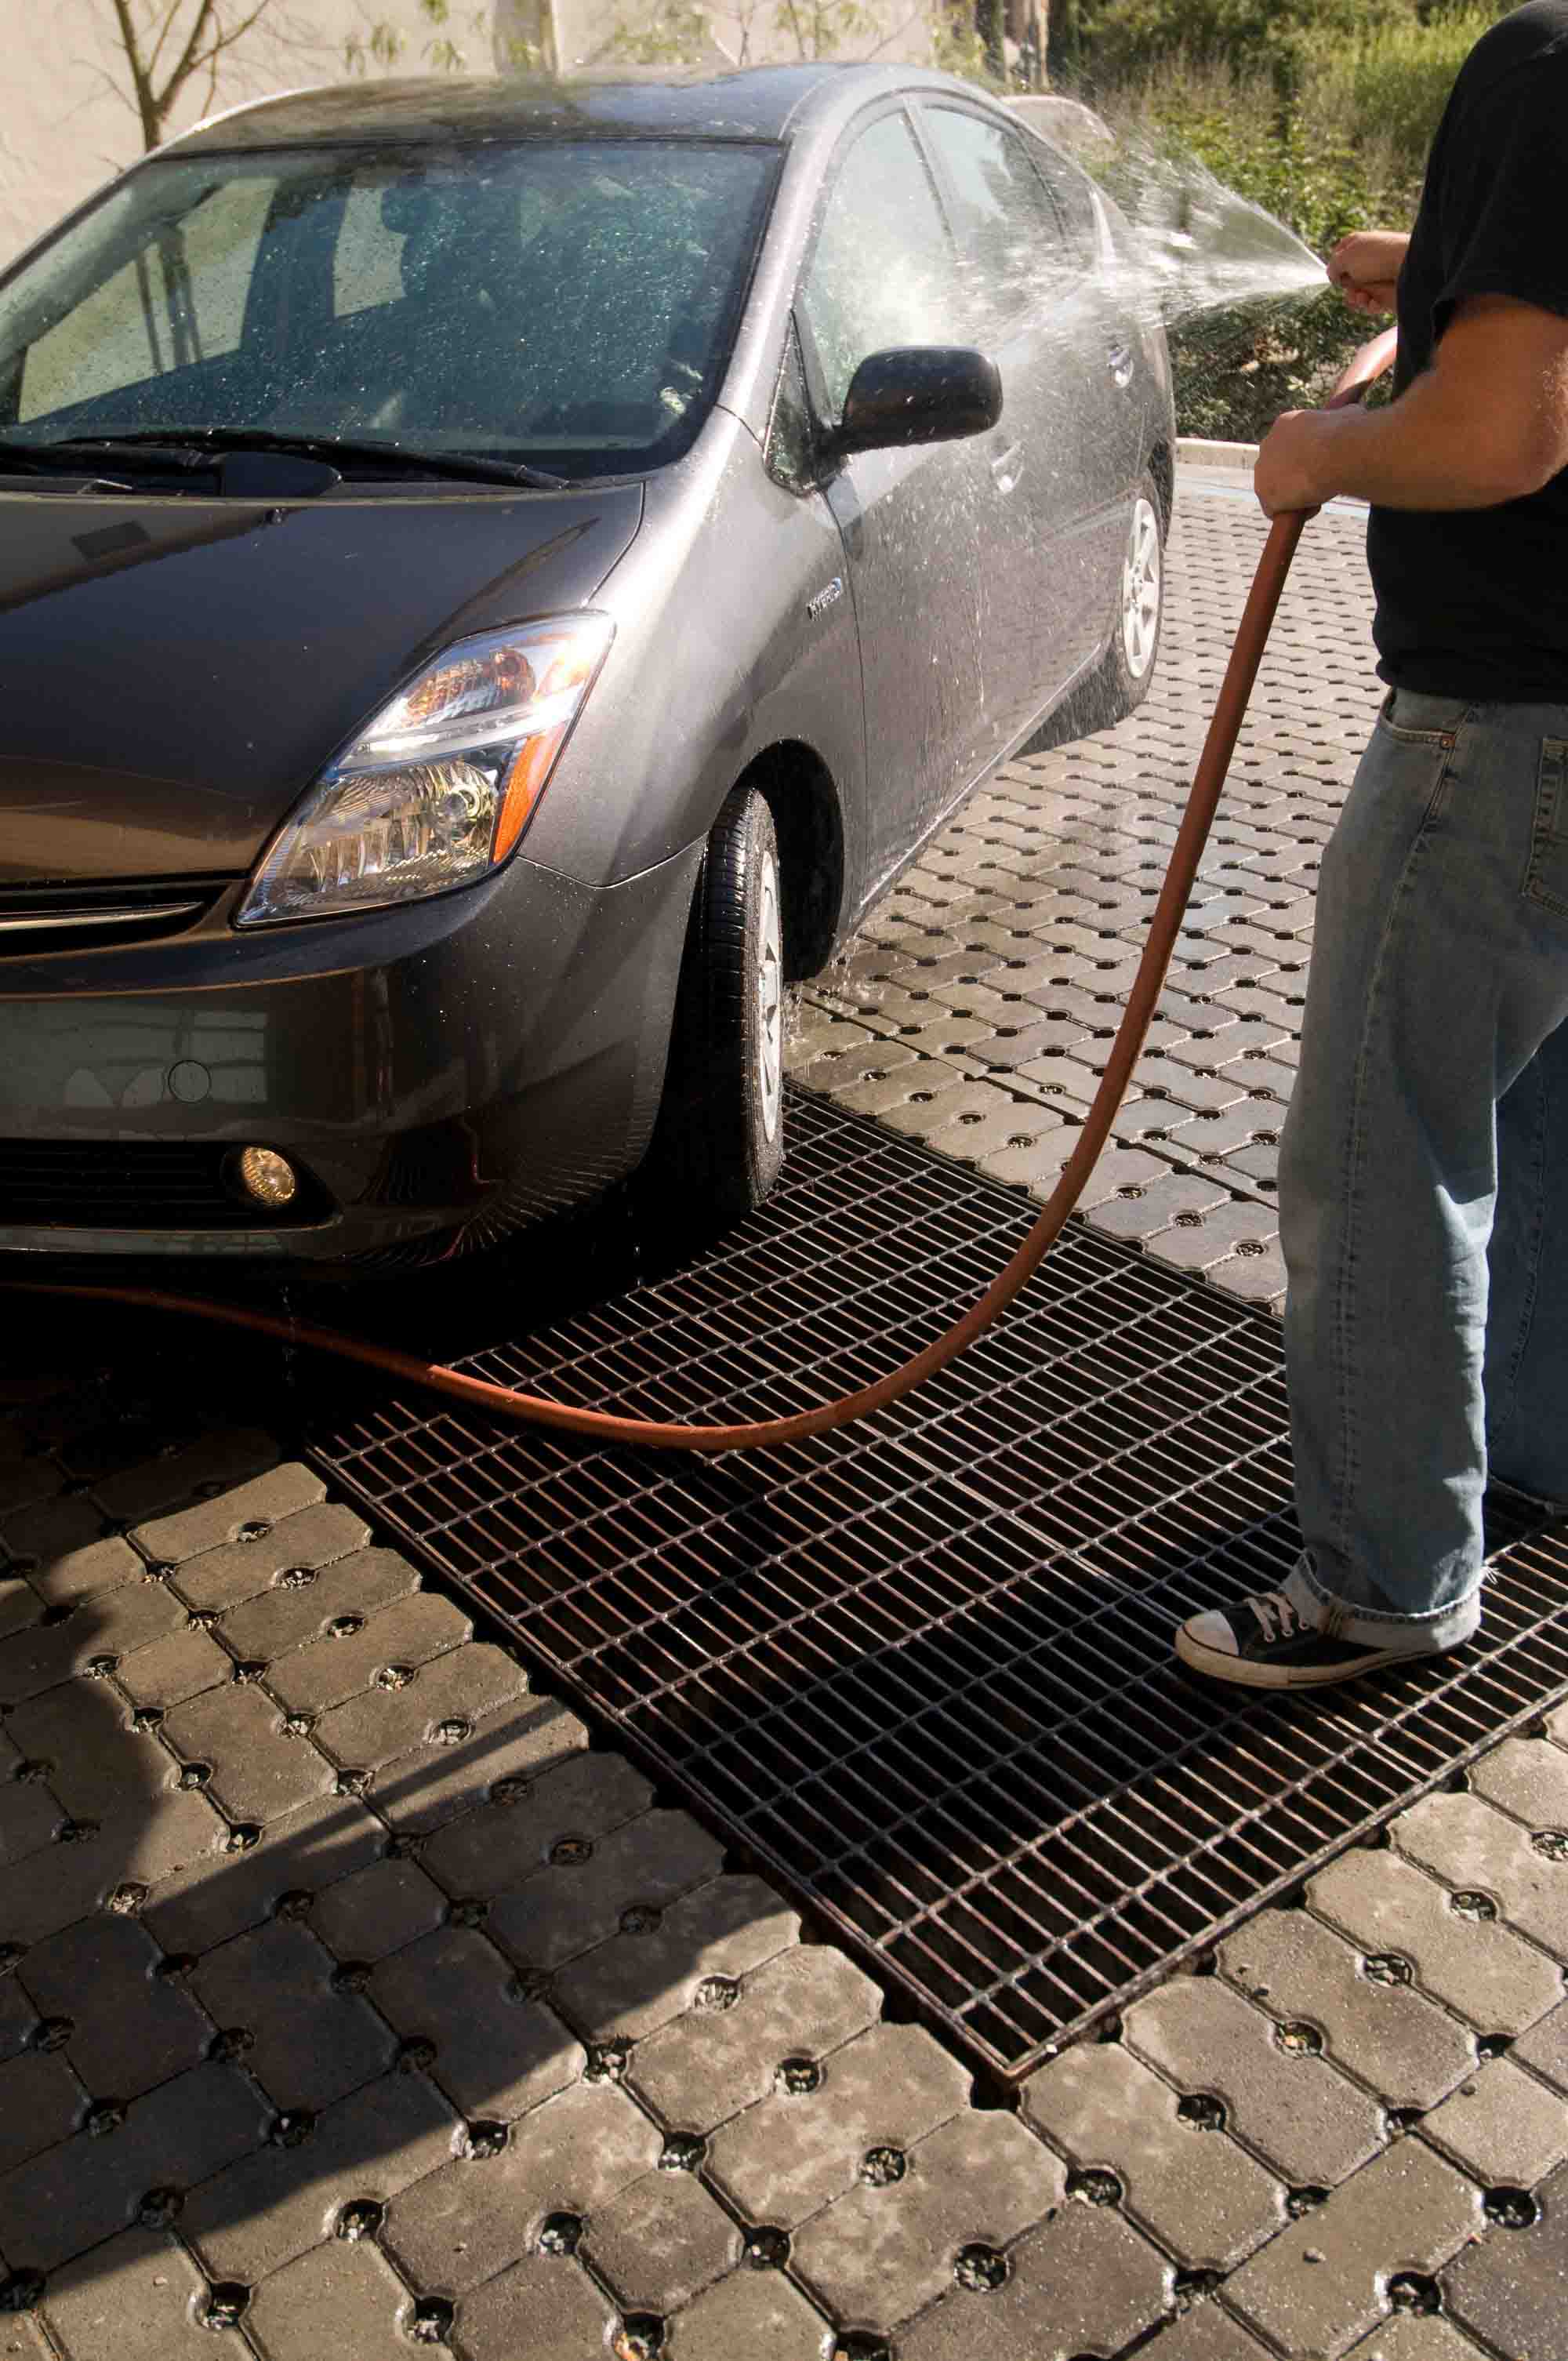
[601,0,904,66]
[1167,293,1377,442]
[601,0,712,59]
[1312,6,1507,176]
[931,3,1001,85]
[347,0,489,76]
[1074,0,1405,87]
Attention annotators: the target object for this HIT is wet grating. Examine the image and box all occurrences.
[306,1091,1567,2080]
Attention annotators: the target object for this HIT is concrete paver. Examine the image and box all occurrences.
[789,2107,1065,2332]
[0,2059,269,2272]
[1465,1731,1568,1826]
[191,1919,397,2112]
[1393,1789,1568,1962]
[1225,2141,1483,2359]
[898,2196,1173,2361]
[380,2079,661,2294]
[141,1789,386,1956]
[246,2233,417,2360]
[1218,1905,1479,2110]
[1444,2153,1568,2360]
[168,1501,372,1614]
[483,1806,725,1979]
[625,1942,878,2130]
[40,2226,222,2359]
[1512,1991,1568,2095]
[1420,2056,1568,2188]
[1342,2322,1495,2361]
[447,2250,619,2359]
[1139,2307,1278,2359]
[1022,2038,1287,2268]
[581,2163,744,2314]
[17,1915,208,2101]
[1308,1844,1563,2033]
[369,1925,583,2122]
[705,2019,971,2229]
[1124,1974,1386,2186]
[662,2269,832,2359]
[180,2068,464,2283]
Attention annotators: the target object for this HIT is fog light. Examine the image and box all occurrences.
[232,1146,299,1208]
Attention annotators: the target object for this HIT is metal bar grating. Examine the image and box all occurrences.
[305,1092,1566,2079]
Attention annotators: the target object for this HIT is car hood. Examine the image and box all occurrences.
[0,484,643,885]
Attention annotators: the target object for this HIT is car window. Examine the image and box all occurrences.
[1029,142,1100,269]
[920,107,1071,333]
[0,141,779,478]
[800,111,964,421]
[332,182,408,319]
[17,174,276,422]
[765,319,816,495]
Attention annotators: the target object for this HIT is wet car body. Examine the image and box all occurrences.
[0,65,1174,1262]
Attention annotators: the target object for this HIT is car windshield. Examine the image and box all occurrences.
[0,137,780,479]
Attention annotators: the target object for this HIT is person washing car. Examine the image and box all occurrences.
[1176,0,1568,1688]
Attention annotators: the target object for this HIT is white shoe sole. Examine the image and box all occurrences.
[1174,1625,1417,1690]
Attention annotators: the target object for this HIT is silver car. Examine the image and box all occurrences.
[0,65,1173,1263]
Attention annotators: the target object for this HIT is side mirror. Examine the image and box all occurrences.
[833,347,1003,458]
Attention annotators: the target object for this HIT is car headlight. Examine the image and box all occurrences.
[235,615,614,926]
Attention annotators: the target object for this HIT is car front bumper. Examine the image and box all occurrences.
[0,845,700,1262]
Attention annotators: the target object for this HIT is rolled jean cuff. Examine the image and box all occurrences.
[1284,1553,1483,1654]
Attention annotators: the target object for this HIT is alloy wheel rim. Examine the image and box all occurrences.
[1121,497,1161,681]
[757,851,783,1143]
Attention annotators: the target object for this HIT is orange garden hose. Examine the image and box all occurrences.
[6,332,1397,1455]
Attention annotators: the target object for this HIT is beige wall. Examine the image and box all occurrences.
[2,0,938,271]
[1,0,443,266]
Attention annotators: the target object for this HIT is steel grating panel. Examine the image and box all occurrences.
[305,1091,1566,2080]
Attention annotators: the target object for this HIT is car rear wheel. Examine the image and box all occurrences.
[648,783,786,1222]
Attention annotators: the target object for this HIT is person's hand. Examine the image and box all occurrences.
[1327,231,1407,318]
[1255,408,1338,517]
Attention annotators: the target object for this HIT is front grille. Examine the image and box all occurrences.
[0,1141,322,1229]
[0,879,227,952]
[307,1092,1568,2081]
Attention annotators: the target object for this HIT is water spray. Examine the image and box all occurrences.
[5,334,1396,1451]
[1105,137,1328,321]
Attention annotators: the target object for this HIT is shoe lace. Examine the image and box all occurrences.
[1251,1590,1302,1644]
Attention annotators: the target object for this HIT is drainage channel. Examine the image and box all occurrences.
[303,1091,1568,2082]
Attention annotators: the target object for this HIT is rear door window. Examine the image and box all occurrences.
[919,107,1073,336]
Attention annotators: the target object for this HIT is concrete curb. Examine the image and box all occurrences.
[1176,437,1260,469]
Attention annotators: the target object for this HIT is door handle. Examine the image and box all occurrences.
[1108,343,1134,389]
[990,441,1025,494]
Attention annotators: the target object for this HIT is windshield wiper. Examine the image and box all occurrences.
[33,427,566,491]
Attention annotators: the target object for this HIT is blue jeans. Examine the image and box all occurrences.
[1279,688,1568,1653]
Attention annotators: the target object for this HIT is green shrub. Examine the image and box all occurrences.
[1312,5,1508,178]
[1167,293,1376,442]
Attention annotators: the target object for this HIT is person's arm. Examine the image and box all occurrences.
[1256,292,1568,514]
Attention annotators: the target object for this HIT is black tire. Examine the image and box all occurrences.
[647,783,786,1222]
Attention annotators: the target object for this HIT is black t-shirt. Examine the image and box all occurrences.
[1369,0,1568,699]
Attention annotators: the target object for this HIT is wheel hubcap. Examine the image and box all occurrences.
[1121,496,1161,681]
[757,851,783,1143]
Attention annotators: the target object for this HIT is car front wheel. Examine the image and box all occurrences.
[648,782,786,1222]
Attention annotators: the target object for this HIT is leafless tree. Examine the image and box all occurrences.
[95,0,316,151]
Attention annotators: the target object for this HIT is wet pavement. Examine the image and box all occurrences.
[3,473,1565,2359]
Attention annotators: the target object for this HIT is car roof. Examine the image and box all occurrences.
[163,63,997,156]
